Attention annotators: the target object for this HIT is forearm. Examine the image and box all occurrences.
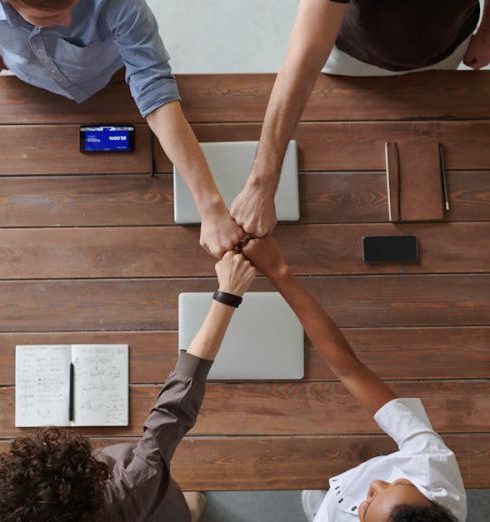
[187,300,235,361]
[147,101,225,216]
[141,300,235,462]
[272,268,396,414]
[138,352,212,466]
[250,0,347,192]
[272,267,359,375]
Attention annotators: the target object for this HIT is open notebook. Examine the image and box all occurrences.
[15,344,128,427]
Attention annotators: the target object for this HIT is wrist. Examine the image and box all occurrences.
[269,263,292,286]
[213,290,243,309]
[248,170,279,199]
[197,191,227,217]
[476,24,490,42]
[217,286,244,297]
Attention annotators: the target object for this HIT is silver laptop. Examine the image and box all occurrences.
[173,141,300,224]
[178,292,304,380]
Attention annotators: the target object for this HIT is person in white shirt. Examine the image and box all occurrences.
[243,237,467,522]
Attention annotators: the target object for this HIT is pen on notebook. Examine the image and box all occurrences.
[69,363,75,422]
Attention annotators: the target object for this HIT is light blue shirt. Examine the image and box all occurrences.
[0,0,180,117]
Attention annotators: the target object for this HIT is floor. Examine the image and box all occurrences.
[202,490,490,522]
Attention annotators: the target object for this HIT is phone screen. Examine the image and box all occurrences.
[80,125,134,152]
[363,235,419,263]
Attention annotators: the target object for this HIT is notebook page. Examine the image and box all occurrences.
[15,345,71,427]
[71,344,128,426]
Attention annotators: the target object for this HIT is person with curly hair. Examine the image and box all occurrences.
[0,251,256,522]
[242,237,466,522]
[0,428,110,522]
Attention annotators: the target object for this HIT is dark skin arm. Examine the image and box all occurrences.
[243,237,396,416]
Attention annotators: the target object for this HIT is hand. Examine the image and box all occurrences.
[200,205,245,258]
[463,32,490,69]
[242,237,289,282]
[230,182,277,237]
[215,251,256,296]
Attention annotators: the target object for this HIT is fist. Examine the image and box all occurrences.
[230,184,277,237]
[242,237,288,281]
[215,251,256,296]
[463,32,490,69]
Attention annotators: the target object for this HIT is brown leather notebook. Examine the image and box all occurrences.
[385,139,445,222]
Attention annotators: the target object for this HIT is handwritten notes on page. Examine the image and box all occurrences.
[16,345,71,427]
[15,344,128,427]
[72,345,128,426]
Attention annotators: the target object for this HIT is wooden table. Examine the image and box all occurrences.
[0,72,489,489]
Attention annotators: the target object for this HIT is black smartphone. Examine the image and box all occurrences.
[80,125,135,152]
[363,235,419,263]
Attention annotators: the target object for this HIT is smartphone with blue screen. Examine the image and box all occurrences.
[80,125,135,152]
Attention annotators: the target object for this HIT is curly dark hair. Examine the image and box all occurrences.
[389,501,458,522]
[0,428,110,522]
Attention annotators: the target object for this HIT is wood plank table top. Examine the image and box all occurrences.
[0,72,489,489]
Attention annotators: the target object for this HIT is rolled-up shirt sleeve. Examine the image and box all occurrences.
[105,0,181,117]
[374,398,467,521]
[133,351,212,469]
[374,398,449,455]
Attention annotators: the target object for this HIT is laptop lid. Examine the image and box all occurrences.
[178,292,304,380]
[173,140,299,224]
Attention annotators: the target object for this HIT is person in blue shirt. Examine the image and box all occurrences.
[0,0,244,258]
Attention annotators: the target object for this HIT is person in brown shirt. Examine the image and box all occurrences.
[0,251,256,522]
[230,0,490,238]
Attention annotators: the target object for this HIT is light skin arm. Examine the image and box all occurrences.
[463,0,490,69]
[243,237,396,416]
[186,251,256,360]
[230,0,348,236]
[147,102,244,258]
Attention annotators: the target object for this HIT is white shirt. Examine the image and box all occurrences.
[314,398,467,522]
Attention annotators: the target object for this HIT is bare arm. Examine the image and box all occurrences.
[133,251,255,468]
[463,0,490,69]
[243,238,396,416]
[230,0,348,236]
[187,251,256,360]
[147,102,244,257]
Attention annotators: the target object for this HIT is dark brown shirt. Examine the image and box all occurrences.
[94,352,212,522]
[330,0,480,71]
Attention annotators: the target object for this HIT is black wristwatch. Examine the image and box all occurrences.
[212,291,243,308]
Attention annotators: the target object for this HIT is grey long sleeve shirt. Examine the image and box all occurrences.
[95,351,212,522]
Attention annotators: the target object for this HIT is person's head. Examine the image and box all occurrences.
[358,479,456,522]
[0,427,110,522]
[388,502,458,522]
[6,0,78,27]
